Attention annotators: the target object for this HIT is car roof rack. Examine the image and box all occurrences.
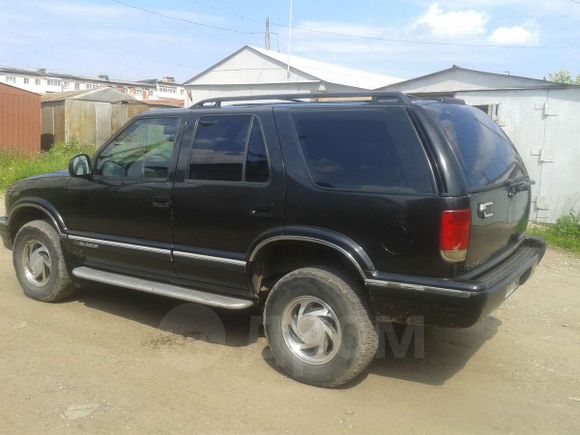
[191,91,410,108]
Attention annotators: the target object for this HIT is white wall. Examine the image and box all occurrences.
[184,81,360,106]
[457,88,580,223]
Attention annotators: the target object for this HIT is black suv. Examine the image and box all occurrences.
[0,92,545,387]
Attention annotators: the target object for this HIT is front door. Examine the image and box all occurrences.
[65,114,186,279]
[171,110,285,296]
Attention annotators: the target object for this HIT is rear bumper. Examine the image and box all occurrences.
[0,217,10,250]
[366,237,546,328]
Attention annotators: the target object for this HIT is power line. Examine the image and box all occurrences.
[114,0,576,50]
[270,23,573,50]
[111,0,263,35]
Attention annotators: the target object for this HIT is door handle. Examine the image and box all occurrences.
[152,195,172,208]
[250,202,274,217]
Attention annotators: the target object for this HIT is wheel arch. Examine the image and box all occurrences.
[247,228,376,297]
[8,200,67,240]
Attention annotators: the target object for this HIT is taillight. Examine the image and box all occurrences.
[440,209,471,262]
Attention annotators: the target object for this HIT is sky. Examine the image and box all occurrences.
[1,0,579,83]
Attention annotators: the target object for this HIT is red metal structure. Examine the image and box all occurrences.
[0,83,41,154]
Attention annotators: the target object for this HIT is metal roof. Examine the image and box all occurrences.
[185,45,402,90]
[378,65,568,92]
[40,87,137,103]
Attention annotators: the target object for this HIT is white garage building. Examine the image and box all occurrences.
[380,66,580,223]
[183,45,400,106]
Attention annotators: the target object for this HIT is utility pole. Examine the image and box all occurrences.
[265,17,271,50]
[287,0,293,79]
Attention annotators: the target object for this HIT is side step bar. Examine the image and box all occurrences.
[72,267,255,310]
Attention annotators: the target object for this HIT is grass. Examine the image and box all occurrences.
[528,211,580,256]
[0,142,94,191]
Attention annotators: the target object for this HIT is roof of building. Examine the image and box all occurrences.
[41,87,137,103]
[378,65,568,92]
[185,45,401,90]
[0,66,159,88]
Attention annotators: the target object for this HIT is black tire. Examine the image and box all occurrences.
[12,220,77,302]
[264,267,378,387]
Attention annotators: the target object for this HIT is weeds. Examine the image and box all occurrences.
[0,142,94,190]
[528,211,580,255]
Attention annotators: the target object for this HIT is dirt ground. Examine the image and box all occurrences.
[1,201,579,434]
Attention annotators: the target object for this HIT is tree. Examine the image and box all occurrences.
[576,75,580,85]
[548,70,574,84]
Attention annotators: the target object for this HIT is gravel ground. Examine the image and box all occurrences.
[1,198,579,434]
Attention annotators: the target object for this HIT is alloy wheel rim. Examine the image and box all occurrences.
[281,296,342,365]
[21,239,52,287]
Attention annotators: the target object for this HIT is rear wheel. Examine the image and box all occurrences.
[12,220,77,302]
[264,267,378,387]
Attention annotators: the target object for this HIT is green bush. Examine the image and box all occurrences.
[0,142,94,190]
[528,210,580,255]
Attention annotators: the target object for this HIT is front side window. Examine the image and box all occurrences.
[188,115,269,182]
[95,117,180,179]
[292,108,435,195]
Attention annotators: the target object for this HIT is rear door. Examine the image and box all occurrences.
[171,110,285,295]
[424,104,531,269]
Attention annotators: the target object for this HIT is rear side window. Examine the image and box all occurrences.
[291,108,434,195]
[189,115,269,182]
[424,104,526,191]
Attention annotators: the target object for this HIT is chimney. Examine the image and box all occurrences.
[37,68,46,74]
[161,76,175,84]
[98,74,109,81]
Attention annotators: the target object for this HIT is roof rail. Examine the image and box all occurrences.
[191,91,410,108]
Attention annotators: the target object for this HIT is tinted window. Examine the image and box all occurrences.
[189,115,269,182]
[95,117,179,179]
[425,104,526,190]
[291,108,434,194]
[246,119,269,182]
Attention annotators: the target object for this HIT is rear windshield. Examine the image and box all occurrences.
[424,104,526,191]
[291,108,435,195]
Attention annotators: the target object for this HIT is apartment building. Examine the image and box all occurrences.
[0,67,185,102]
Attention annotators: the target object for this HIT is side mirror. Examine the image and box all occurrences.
[69,154,92,178]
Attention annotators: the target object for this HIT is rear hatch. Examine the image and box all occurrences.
[424,103,532,270]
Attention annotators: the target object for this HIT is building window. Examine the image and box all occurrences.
[159,85,177,93]
[62,82,69,89]
[6,76,16,84]
[180,89,185,95]
[74,83,80,90]
[136,89,142,95]
[35,79,41,85]
[47,79,61,86]
[23,78,29,84]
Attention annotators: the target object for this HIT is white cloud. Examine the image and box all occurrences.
[414,3,489,37]
[488,26,539,45]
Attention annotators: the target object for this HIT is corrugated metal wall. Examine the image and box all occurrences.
[0,83,41,153]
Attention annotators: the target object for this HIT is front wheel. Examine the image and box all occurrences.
[264,267,378,387]
[12,220,77,302]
